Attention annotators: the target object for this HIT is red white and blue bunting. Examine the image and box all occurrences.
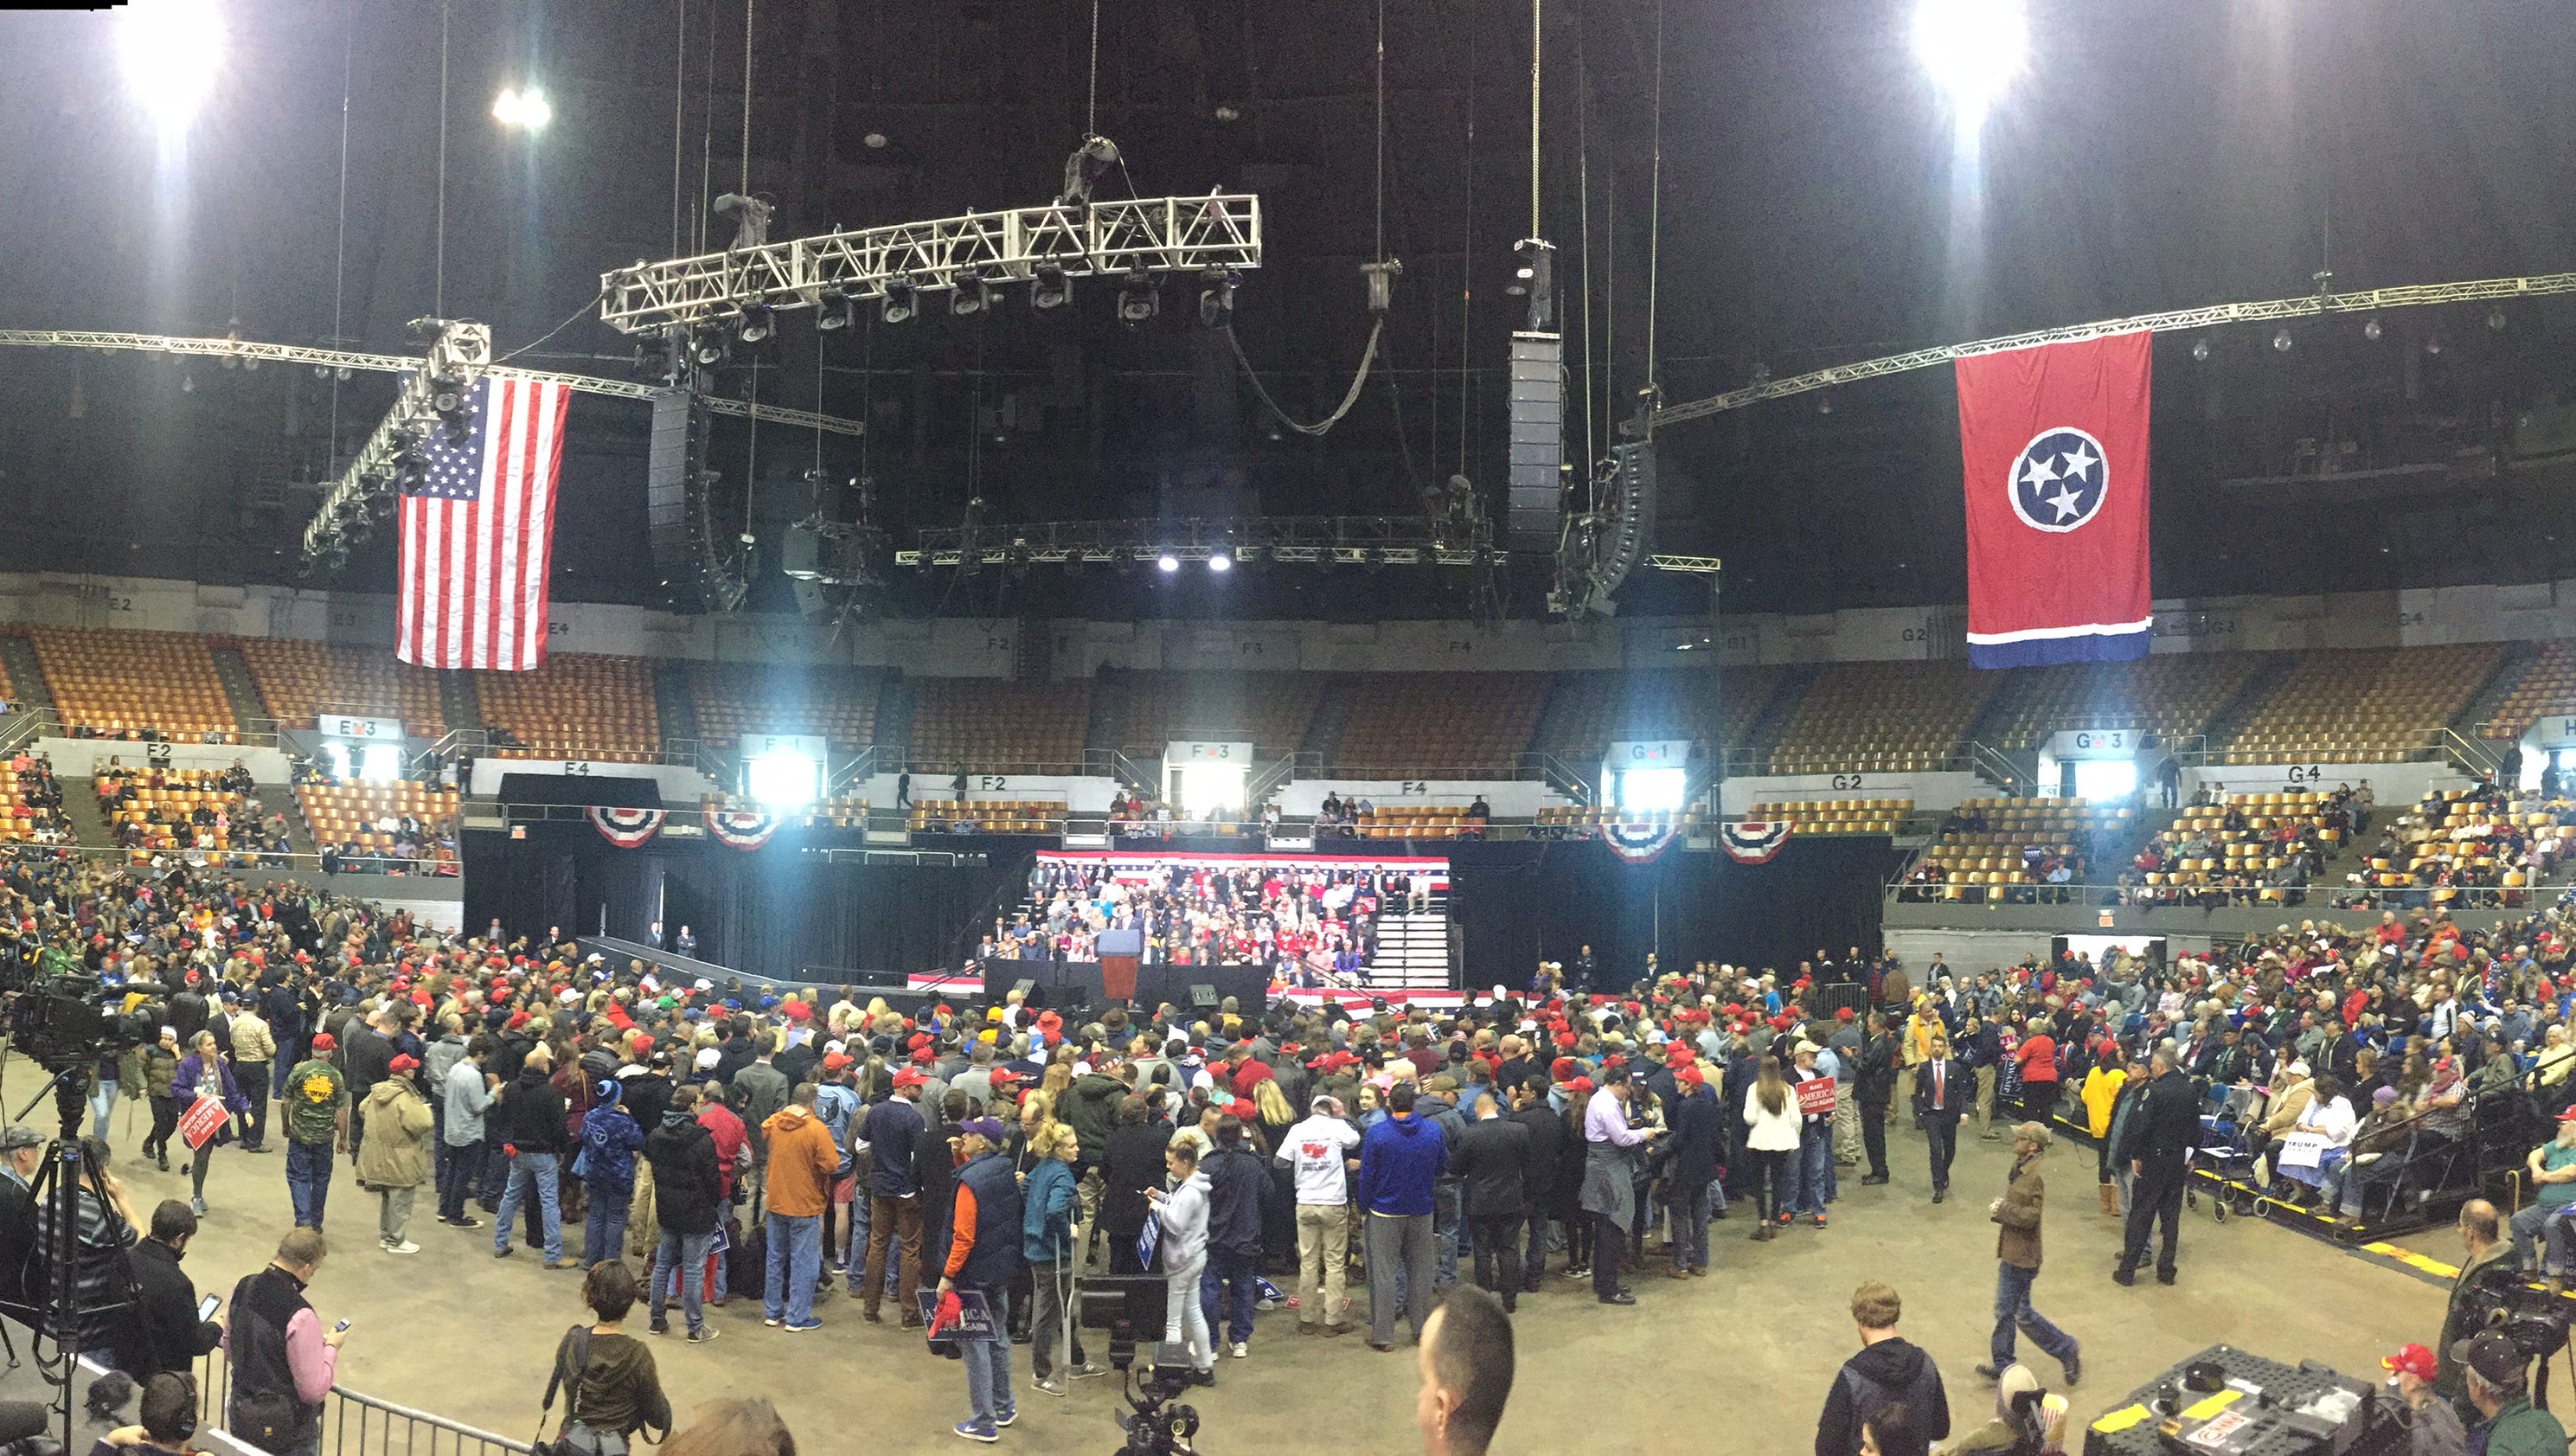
[1599,819,1684,865]
[703,805,782,851]
[588,806,667,848]
[1717,819,1795,864]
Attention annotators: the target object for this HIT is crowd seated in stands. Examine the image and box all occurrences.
[298,779,462,876]
[2112,786,2361,909]
[998,856,1414,978]
[93,760,285,866]
[1903,797,2128,904]
[1,750,71,844]
[2330,781,2576,911]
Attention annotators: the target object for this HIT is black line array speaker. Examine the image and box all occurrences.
[1507,330,1565,554]
[644,387,718,611]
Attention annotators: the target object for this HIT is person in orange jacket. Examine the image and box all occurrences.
[758,1083,841,1332]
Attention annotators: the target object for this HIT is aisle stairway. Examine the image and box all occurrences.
[57,777,112,849]
[208,645,272,731]
[0,637,50,709]
[437,670,481,734]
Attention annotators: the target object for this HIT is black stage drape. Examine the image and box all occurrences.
[466,829,1898,990]
[1443,837,1903,990]
[463,824,1032,980]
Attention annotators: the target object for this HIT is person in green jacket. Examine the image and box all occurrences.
[2456,1330,2568,1456]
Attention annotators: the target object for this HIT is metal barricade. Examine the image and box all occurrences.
[199,1348,535,1456]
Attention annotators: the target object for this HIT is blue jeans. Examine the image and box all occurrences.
[436,1139,478,1222]
[285,1140,334,1228]
[1991,1260,2079,1369]
[585,1186,632,1267]
[494,1151,562,1261]
[765,1212,822,1324]
[1668,1184,1711,1270]
[88,1081,118,1143]
[1198,1248,1259,1346]
[962,1287,1016,1429]
[1790,1129,1831,1215]
[650,1228,715,1332]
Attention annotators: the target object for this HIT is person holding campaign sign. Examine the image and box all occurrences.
[172,1030,250,1219]
[1785,1043,1837,1230]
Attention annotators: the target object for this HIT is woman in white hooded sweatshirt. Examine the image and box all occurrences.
[1145,1139,1216,1383]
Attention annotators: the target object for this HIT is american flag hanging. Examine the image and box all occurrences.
[395,375,570,671]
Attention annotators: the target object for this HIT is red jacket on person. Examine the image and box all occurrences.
[698,1101,748,1198]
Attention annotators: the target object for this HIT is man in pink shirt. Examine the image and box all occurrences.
[222,1227,348,1456]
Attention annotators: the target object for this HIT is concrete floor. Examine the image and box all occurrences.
[25,1068,2446,1455]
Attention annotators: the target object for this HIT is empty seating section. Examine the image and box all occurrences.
[1116,673,1325,759]
[908,679,1092,771]
[1333,673,1548,776]
[1748,798,1913,836]
[802,793,873,829]
[97,768,253,853]
[30,627,238,739]
[1535,805,1705,830]
[297,782,460,865]
[238,639,445,735]
[2485,642,2576,740]
[909,799,1067,833]
[1923,796,2129,881]
[1535,668,1788,761]
[689,662,879,750]
[1765,661,1996,773]
[1983,655,2267,750]
[2220,645,2502,764]
[475,654,660,761]
[1354,805,1472,839]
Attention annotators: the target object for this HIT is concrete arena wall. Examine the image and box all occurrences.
[11,571,2576,679]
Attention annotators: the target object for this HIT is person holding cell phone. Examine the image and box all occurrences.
[130,1199,224,1377]
[225,1226,348,1456]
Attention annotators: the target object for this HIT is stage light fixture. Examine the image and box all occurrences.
[493,85,553,131]
[2272,328,2293,353]
[119,0,222,133]
[951,269,993,317]
[2489,306,2509,332]
[2362,317,2383,342]
[813,287,855,331]
[2189,337,2210,362]
[1197,267,1238,328]
[1913,0,2026,128]
[631,334,674,382]
[1117,267,1160,325]
[736,303,775,343]
[691,332,729,367]
[2426,335,2446,356]
[745,749,820,811]
[1029,263,1073,312]
[1157,553,1180,573]
[882,277,919,325]
[1208,551,1232,574]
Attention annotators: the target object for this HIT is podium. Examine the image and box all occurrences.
[1097,928,1143,1004]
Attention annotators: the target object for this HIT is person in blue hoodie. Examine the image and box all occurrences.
[579,1080,646,1267]
[1020,1123,1101,1394]
[1357,1081,1446,1351]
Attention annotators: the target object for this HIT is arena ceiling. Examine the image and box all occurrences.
[0,0,2572,621]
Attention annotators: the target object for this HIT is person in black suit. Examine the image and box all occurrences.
[2112,1049,2201,1286]
[1504,1079,1564,1293]
[1452,1093,1531,1311]
[1913,1034,1971,1203]
[1855,1013,1901,1186]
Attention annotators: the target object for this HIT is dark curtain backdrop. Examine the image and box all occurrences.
[463,825,1034,980]
[1445,837,1904,991]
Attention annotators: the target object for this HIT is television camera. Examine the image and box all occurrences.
[1079,1274,1205,1455]
[3,957,165,1081]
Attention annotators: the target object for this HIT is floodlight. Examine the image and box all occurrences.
[2190,337,2210,362]
[1030,264,1073,311]
[1912,0,2026,126]
[1117,267,1160,325]
[2272,328,2293,353]
[2361,317,2382,342]
[119,0,222,133]
[1197,268,1237,328]
[882,277,919,324]
[690,332,729,368]
[494,85,553,131]
[814,287,855,331]
[1157,553,1180,573]
[1208,551,1232,574]
[745,750,820,810]
[737,302,775,343]
[951,269,993,317]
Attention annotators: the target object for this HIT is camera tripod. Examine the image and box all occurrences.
[12,1061,140,1456]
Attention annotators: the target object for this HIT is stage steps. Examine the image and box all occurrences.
[1368,902,1453,988]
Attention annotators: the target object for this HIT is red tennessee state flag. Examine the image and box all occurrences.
[1957,331,2152,667]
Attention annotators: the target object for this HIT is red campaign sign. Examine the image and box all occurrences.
[178,1096,228,1151]
[1795,1078,1838,1118]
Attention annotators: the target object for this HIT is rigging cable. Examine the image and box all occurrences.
[740,0,753,194]
[328,16,352,451]
[1574,0,1595,503]
[1528,0,1542,237]
[672,0,688,256]
[1086,0,1101,138]
[1458,25,1474,478]
[1644,0,1663,395]
[435,0,450,317]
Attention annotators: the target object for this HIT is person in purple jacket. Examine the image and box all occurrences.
[171,1030,250,1218]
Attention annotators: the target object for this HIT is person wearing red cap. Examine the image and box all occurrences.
[353,1054,434,1254]
[279,1035,349,1232]
[2377,1343,2464,1453]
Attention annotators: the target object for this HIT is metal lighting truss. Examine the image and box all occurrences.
[1652,270,2576,427]
[895,515,1496,569]
[299,320,492,566]
[597,194,1265,334]
[0,329,863,436]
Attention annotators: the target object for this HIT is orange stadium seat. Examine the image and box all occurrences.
[907,679,1091,772]
[688,662,880,750]
[2220,645,2501,765]
[2485,641,2576,741]
[1113,672,1325,760]
[1747,798,1915,837]
[29,626,240,741]
[1981,654,2268,751]
[1532,666,1786,763]
[238,639,446,736]
[1765,661,1996,774]
[1332,673,1548,777]
[298,781,462,867]
[475,653,661,762]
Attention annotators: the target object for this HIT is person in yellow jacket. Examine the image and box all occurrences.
[2079,1045,2127,1215]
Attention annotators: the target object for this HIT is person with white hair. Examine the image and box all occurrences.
[1936,1363,2067,1454]
[2508,1108,2576,1293]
